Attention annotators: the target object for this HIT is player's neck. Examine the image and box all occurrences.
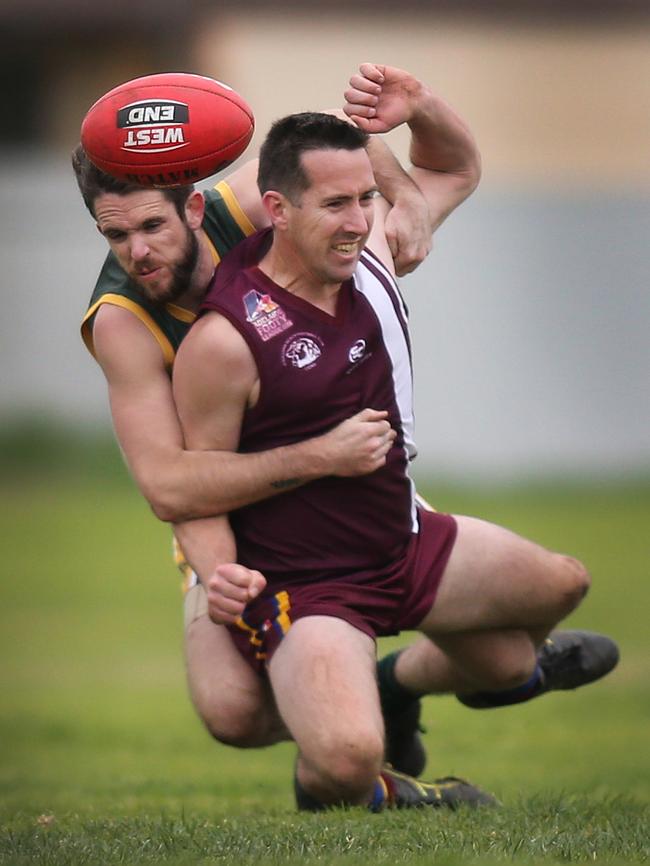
[258,245,341,315]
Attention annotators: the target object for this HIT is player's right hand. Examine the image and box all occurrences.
[206,563,267,624]
[321,408,397,476]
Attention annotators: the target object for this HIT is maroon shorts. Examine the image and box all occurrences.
[227,508,457,673]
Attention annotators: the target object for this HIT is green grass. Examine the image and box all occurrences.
[0,426,648,863]
[3,800,648,865]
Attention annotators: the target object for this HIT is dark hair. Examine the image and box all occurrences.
[71,144,194,219]
[257,112,369,203]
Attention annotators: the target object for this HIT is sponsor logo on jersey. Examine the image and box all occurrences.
[117,100,190,154]
[345,338,372,375]
[348,339,367,363]
[243,290,293,342]
[282,333,323,370]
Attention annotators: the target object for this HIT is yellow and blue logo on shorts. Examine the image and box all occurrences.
[234,590,292,661]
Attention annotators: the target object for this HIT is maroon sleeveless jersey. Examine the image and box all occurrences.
[200,229,419,583]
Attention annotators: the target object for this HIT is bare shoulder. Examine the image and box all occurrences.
[92,303,166,383]
[173,311,258,449]
[174,311,258,400]
[177,310,252,365]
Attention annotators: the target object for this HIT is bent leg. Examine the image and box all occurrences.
[420,514,590,635]
[382,516,611,759]
[391,628,539,697]
[409,515,589,697]
[380,627,540,774]
[383,516,590,720]
[387,515,589,698]
[185,586,289,748]
[268,615,384,806]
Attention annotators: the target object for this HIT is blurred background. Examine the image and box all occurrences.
[1,0,649,483]
[1,2,649,825]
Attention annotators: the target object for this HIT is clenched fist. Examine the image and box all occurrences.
[206,562,267,624]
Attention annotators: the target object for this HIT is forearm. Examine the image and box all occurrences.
[365,128,436,275]
[172,514,235,586]
[344,64,481,250]
[407,86,481,227]
[366,136,423,205]
[174,513,267,624]
[407,83,479,176]
[143,403,392,523]
[148,437,332,523]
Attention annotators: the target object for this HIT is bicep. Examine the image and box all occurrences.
[410,165,478,233]
[173,312,257,453]
[93,305,183,481]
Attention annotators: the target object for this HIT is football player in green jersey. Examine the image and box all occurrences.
[73,64,484,794]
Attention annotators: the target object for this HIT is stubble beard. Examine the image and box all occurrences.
[140,226,200,306]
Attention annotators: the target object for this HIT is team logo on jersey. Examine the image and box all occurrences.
[243,290,293,342]
[282,333,323,370]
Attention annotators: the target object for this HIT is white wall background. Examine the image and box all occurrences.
[1,154,648,482]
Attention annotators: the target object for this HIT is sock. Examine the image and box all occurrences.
[461,664,546,708]
[369,776,391,812]
[294,776,328,811]
[377,650,425,715]
[295,774,391,812]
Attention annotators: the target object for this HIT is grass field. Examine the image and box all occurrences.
[0,427,648,864]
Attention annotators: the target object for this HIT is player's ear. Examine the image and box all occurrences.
[184,190,205,230]
[262,190,289,230]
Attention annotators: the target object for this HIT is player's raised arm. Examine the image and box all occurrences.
[344,63,481,235]
[226,133,432,278]
[363,136,433,276]
[317,107,432,277]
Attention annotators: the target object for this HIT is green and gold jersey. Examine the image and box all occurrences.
[80,181,255,370]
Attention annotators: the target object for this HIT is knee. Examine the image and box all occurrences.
[328,741,384,795]
[304,728,384,801]
[193,690,281,748]
[552,554,591,618]
[203,711,260,748]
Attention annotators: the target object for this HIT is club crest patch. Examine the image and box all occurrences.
[243,290,293,342]
[282,333,323,370]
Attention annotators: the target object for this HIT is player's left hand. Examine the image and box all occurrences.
[206,562,267,625]
[385,187,433,275]
[343,63,425,134]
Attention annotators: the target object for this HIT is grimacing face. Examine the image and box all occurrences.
[281,147,377,288]
[94,189,199,305]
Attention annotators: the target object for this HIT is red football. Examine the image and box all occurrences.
[80,72,254,187]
